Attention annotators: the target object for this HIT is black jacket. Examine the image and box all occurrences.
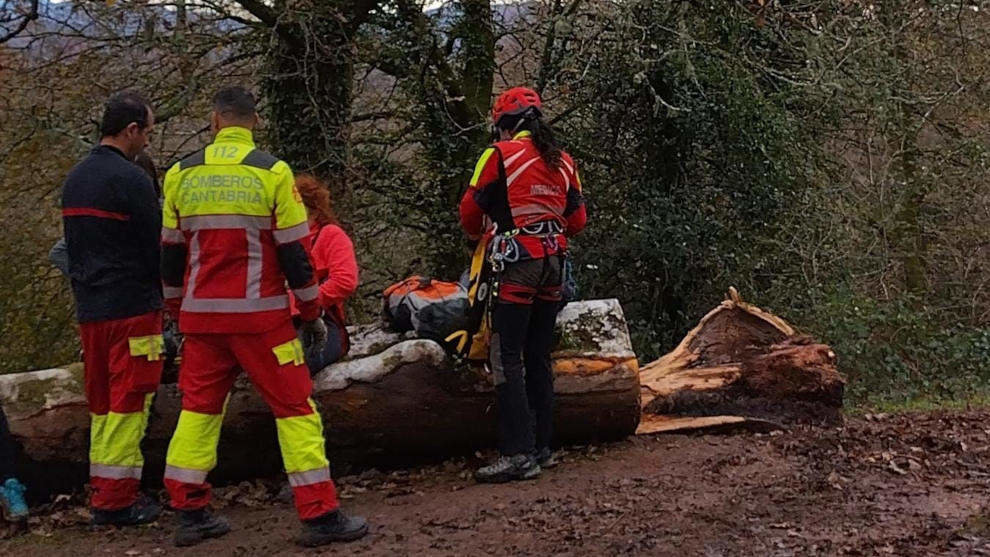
[62,145,162,322]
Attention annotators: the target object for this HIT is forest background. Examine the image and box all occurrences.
[1,0,988,408]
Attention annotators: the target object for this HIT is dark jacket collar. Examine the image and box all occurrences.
[94,144,130,160]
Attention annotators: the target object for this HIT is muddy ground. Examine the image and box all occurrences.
[6,410,990,556]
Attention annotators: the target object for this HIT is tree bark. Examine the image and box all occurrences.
[261,6,354,179]
[0,300,639,494]
[249,1,383,180]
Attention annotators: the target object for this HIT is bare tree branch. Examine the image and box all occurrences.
[0,0,39,44]
[231,0,277,27]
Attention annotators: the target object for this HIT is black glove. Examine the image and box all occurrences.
[163,312,183,361]
[299,317,328,359]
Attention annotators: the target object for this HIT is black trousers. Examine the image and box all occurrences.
[302,316,345,376]
[489,256,563,456]
[0,405,17,480]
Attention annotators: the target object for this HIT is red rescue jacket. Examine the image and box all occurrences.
[290,222,358,326]
[160,127,320,334]
[459,131,586,260]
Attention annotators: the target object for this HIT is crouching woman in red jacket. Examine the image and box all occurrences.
[294,175,359,375]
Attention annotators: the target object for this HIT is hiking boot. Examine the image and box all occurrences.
[534,447,559,469]
[296,510,369,547]
[91,494,161,527]
[173,508,231,547]
[474,454,541,484]
[0,478,28,522]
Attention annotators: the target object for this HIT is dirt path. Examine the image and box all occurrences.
[7,410,990,556]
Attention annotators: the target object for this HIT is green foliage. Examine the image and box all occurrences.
[808,286,990,407]
[563,2,816,360]
[0,265,78,374]
[0,131,80,373]
[354,0,495,278]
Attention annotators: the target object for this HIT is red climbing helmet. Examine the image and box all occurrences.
[492,87,542,126]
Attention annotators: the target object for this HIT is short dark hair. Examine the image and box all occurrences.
[213,86,257,120]
[100,91,150,137]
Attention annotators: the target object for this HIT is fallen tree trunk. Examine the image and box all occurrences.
[1,299,639,493]
[637,288,845,434]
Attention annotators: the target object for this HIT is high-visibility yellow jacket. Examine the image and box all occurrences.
[160,126,319,333]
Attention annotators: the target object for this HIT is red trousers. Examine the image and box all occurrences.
[80,310,164,510]
[164,320,338,520]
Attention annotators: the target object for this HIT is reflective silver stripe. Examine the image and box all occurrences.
[287,467,331,487]
[186,233,200,298]
[180,214,272,231]
[272,222,309,245]
[293,284,319,302]
[507,156,540,186]
[164,464,208,485]
[183,295,289,313]
[561,158,574,175]
[246,229,262,299]
[162,227,184,243]
[558,166,571,191]
[163,286,184,298]
[90,463,142,480]
[504,149,526,169]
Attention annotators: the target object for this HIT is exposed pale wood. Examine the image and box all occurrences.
[639,288,844,427]
[640,287,796,394]
[635,413,783,435]
[640,365,741,407]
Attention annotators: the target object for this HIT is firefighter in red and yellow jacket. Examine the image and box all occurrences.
[459,87,587,483]
[160,87,367,548]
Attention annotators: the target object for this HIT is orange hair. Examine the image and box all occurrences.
[295,174,338,226]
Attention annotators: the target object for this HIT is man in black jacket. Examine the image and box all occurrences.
[62,91,164,526]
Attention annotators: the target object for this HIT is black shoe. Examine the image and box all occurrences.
[297,510,369,547]
[474,454,542,484]
[534,447,559,469]
[173,508,231,547]
[91,494,161,527]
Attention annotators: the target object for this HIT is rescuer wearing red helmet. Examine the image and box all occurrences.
[459,87,587,483]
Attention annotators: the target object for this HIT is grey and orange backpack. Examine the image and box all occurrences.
[382,276,470,345]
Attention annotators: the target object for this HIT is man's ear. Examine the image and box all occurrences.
[126,121,141,137]
[210,111,220,133]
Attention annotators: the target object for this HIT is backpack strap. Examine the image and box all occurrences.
[489,146,514,233]
[470,145,515,233]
